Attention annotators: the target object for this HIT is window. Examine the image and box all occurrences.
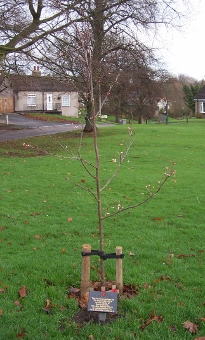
[27,94,36,106]
[62,94,70,107]
[201,102,205,113]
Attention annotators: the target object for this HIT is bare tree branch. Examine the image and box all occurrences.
[100,137,134,191]
[102,168,175,220]
[66,177,97,200]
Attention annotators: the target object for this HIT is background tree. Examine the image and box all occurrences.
[0,0,82,65]
[160,76,187,118]
[183,82,204,115]
[4,0,192,129]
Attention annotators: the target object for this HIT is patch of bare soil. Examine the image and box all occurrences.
[67,282,138,326]
[72,310,122,325]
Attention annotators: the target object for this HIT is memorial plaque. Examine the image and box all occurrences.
[88,291,118,313]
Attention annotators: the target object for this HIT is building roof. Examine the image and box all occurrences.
[194,85,205,100]
[1,73,73,93]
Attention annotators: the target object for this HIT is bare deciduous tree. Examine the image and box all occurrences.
[62,21,175,288]
[1,1,192,129]
[0,0,83,64]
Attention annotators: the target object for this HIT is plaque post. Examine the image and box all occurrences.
[80,244,91,298]
[116,246,123,294]
[98,286,106,322]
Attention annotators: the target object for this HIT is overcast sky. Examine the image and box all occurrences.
[159,0,205,80]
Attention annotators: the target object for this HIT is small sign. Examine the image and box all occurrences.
[88,291,118,313]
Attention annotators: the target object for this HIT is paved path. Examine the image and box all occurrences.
[0,113,83,141]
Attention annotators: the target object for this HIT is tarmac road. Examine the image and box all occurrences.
[0,113,83,142]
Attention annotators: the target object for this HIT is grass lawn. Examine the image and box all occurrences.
[1,121,205,339]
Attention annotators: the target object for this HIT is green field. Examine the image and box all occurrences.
[1,121,205,339]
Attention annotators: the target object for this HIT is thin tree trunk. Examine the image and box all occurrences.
[84,96,94,132]
[93,113,105,286]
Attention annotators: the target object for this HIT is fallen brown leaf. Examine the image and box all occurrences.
[140,310,163,331]
[14,300,23,307]
[128,251,135,256]
[67,217,72,222]
[89,335,95,340]
[0,288,5,293]
[16,328,26,338]
[195,337,205,340]
[169,325,177,332]
[178,253,195,258]
[42,299,55,314]
[143,283,151,289]
[183,320,198,333]
[123,284,138,297]
[0,309,2,315]
[69,287,81,295]
[45,299,51,309]
[155,276,173,282]
[18,285,27,298]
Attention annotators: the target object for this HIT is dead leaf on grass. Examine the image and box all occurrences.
[140,310,163,331]
[0,309,2,315]
[128,251,135,256]
[69,287,81,296]
[0,288,5,293]
[169,325,177,332]
[177,253,195,258]
[194,337,205,340]
[155,276,173,282]
[67,217,73,222]
[183,320,199,333]
[89,335,95,340]
[14,300,23,308]
[143,283,151,289]
[123,284,139,298]
[18,286,27,298]
[42,299,55,314]
[34,235,40,239]
[16,328,26,338]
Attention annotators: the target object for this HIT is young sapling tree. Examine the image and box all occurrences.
[65,21,175,291]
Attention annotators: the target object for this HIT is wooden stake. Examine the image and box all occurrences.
[80,244,91,298]
[116,246,123,295]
